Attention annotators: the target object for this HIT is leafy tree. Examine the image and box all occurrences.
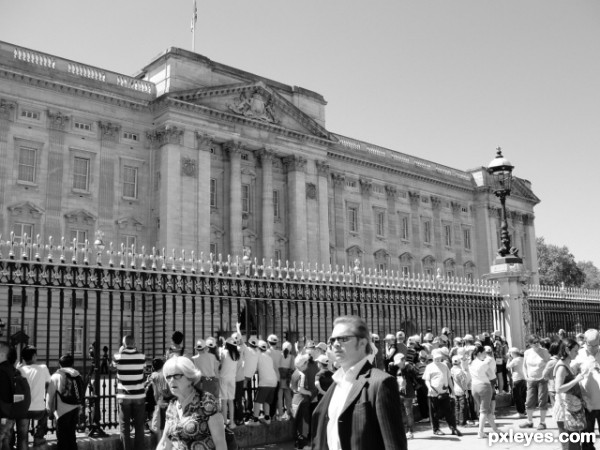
[536,237,585,287]
[578,261,600,290]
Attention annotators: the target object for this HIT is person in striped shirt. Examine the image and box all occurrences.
[114,335,147,450]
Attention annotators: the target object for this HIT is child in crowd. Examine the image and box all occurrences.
[394,352,418,439]
[278,341,295,420]
[314,354,333,401]
[451,354,469,428]
[507,347,526,418]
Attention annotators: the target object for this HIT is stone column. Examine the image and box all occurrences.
[359,178,374,269]
[316,161,331,266]
[152,126,184,252]
[195,133,212,257]
[408,191,422,270]
[225,142,243,258]
[331,172,346,266]
[430,195,443,264]
[523,213,539,284]
[0,100,16,234]
[258,148,274,262]
[98,121,121,243]
[44,111,70,240]
[385,185,398,272]
[485,263,531,349]
[451,201,464,272]
[283,155,308,264]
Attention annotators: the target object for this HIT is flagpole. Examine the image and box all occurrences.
[191,0,197,53]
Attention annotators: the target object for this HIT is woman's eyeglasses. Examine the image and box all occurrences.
[165,373,185,381]
[328,335,356,346]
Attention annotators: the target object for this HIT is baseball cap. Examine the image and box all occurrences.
[316,355,329,365]
[257,340,268,351]
[248,336,258,347]
[385,334,395,342]
[205,337,216,348]
[267,334,279,344]
[396,331,405,339]
[305,340,316,349]
[484,345,493,353]
[371,333,380,342]
[431,349,443,359]
[195,339,206,350]
[424,333,434,342]
[316,342,328,353]
[282,342,293,352]
[452,355,461,364]
[393,353,406,365]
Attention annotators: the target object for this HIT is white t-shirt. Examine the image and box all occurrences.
[423,361,451,396]
[266,348,283,381]
[243,346,260,378]
[470,358,495,386]
[256,352,278,387]
[20,363,51,411]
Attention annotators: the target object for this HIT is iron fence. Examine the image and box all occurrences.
[0,235,502,432]
[528,284,600,338]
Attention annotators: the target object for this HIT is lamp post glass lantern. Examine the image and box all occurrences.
[487,147,521,262]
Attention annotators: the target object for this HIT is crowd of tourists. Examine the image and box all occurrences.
[1,324,600,449]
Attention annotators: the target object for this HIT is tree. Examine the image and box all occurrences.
[578,261,600,290]
[536,237,585,287]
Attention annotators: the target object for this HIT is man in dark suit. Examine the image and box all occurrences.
[311,315,407,450]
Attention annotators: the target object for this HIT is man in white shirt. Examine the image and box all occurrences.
[17,345,51,449]
[311,315,407,450]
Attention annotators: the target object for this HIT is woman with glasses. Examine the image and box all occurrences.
[157,356,227,450]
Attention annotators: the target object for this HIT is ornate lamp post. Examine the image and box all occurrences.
[89,231,107,437]
[487,147,522,264]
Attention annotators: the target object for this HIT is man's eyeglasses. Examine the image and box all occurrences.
[328,335,356,346]
[165,373,185,381]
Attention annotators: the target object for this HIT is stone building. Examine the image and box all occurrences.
[0,40,540,284]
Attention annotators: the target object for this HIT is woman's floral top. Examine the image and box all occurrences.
[164,390,219,450]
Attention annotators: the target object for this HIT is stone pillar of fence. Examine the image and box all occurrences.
[485,260,532,350]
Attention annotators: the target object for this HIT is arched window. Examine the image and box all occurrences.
[464,261,476,281]
[346,246,363,270]
[443,258,456,278]
[374,249,390,273]
[399,252,414,276]
[422,255,436,276]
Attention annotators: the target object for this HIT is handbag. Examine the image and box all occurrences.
[225,426,238,450]
[564,393,586,432]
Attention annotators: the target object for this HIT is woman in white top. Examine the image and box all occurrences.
[521,334,551,430]
[507,347,526,417]
[219,337,241,429]
[470,345,500,438]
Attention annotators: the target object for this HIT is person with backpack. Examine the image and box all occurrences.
[46,353,82,450]
[114,335,147,450]
[0,342,17,449]
[16,345,51,449]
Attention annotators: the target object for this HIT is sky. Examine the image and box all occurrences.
[1,0,599,268]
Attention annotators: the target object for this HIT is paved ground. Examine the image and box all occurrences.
[241,406,586,449]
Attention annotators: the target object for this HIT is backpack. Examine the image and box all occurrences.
[59,372,85,405]
[0,367,32,419]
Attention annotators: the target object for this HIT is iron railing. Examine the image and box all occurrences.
[0,234,502,431]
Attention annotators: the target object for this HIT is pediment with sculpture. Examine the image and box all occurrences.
[168,82,331,141]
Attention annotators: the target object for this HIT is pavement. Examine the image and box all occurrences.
[241,406,589,449]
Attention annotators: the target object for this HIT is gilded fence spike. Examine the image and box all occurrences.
[292,262,298,281]
[171,249,177,272]
[226,255,232,276]
[109,243,116,268]
[199,252,205,274]
[285,261,290,281]
[253,257,259,278]
[217,254,223,276]
[83,239,90,265]
[33,234,41,262]
[234,255,240,277]
[190,251,196,274]
[46,236,54,262]
[299,262,305,281]
[161,248,167,272]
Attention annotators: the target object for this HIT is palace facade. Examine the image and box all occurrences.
[0,41,540,284]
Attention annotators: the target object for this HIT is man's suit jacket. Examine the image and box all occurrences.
[311,360,407,450]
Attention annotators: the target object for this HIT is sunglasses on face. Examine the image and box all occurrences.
[328,335,357,346]
[165,373,185,381]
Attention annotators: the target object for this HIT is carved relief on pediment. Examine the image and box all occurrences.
[227,88,279,124]
[64,209,96,225]
[7,201,45,218]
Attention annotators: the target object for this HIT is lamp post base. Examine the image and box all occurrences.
[494,255,523,265]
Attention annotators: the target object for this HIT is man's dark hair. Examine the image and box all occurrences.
[171,331,184,346]
[152,358,164,371]
[22,345,37,362]
[332,315,372,354]
[59,353,74,368]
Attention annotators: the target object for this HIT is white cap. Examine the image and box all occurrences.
[267,334,279,344]
[316,354,329,365]
[205,337,216,348]
[257,339,268,351]
[195,339,206,350]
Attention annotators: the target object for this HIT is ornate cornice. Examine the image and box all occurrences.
[0,98,16,121]
[195,132,214,151]
[99,121,122,142]
[331,172,345,187]
[7,201,45,218]
[146,125,183,148]
[316,160,330,177]
[408,191,420,206]
[359,178,372,195]
[282,155,307,173]
[47,110,70,131]
[385,185,397,199]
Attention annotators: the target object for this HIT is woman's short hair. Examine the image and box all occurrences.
[548,341,561,357]
[471,345,486,361]
[557,338,579,360]
[527,334,540,345]
[163,356,201,384]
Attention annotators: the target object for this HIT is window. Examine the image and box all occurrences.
[18,147,37,183]
[273,190,280,219]
[123,131,138,141]
[376,211,385,236]
[401,216,410,241]
[20,110,39,120]
[10,319,29,337]
[69,229,87,250]
[345,180,357,189]
[347,206,359,232]
[372,184,384,195]
[210,179,217,207]
[11,294,27,307]
[69,297,84,309]
[241,153,249,161]
[73,156,90,191]
[122,235,137,253]
[13,223,33,244]
[463,228,471,250]
[210,243,217,255]
[123,165,138,199]
[423,220,431,244]
[68,327,84,355]
[274,249,282,262]
[242,184,250,213]
[444,224,452,246]
[402,266,410,276]
[74,121,91,131]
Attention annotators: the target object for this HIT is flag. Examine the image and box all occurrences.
[191,0,198,32]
